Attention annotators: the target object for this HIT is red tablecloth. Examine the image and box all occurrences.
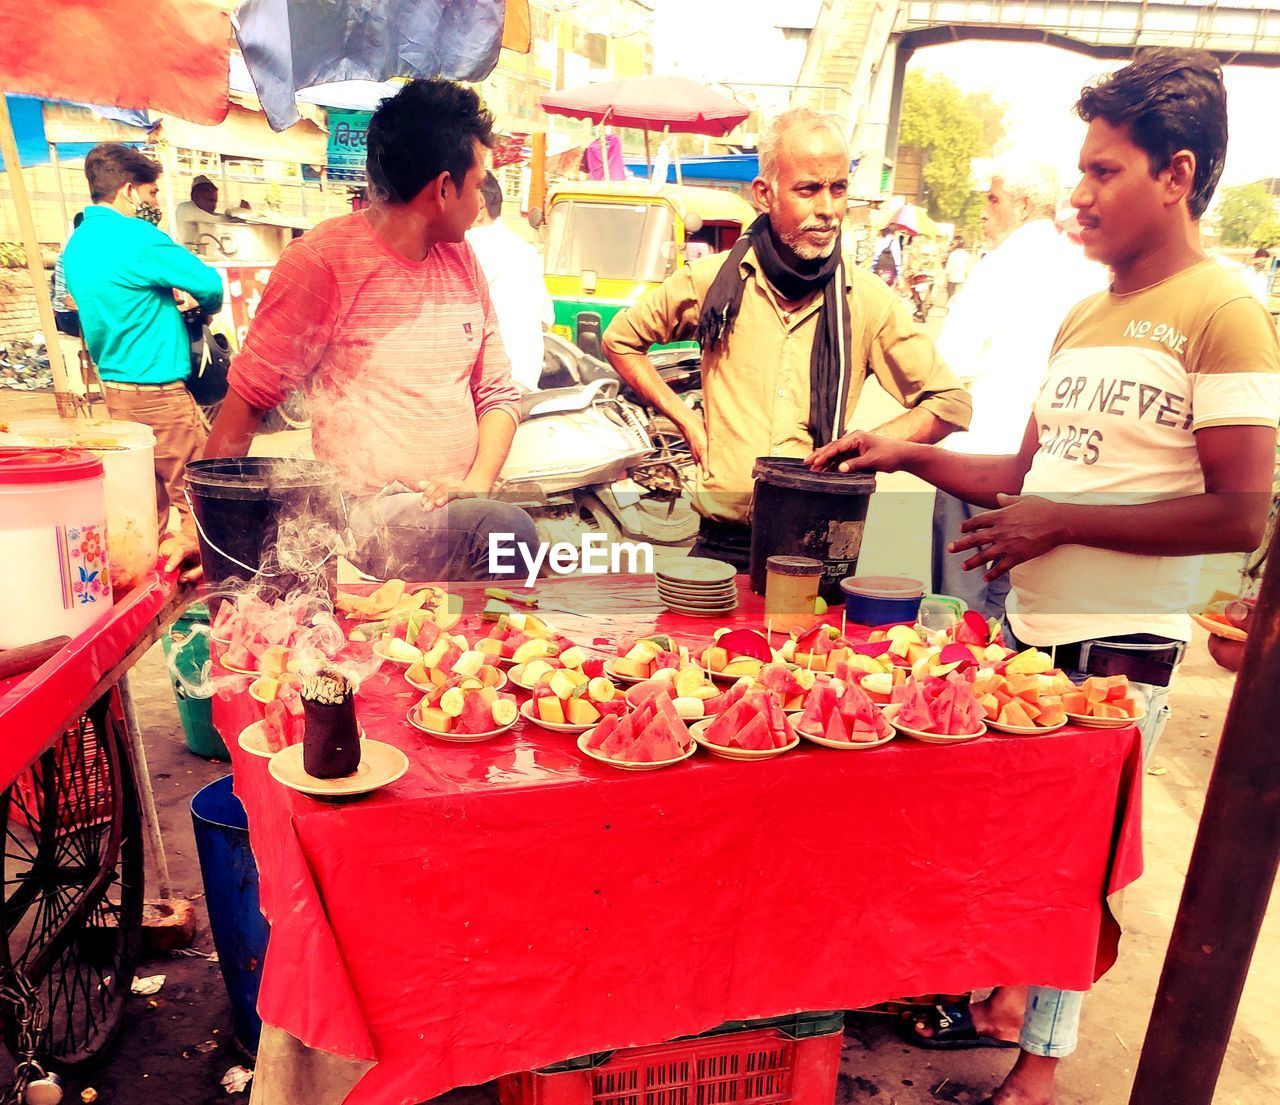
[0,569,182,787]
[213,576,1143,1105]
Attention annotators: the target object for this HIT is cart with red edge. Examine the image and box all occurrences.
[0,571,185,1091]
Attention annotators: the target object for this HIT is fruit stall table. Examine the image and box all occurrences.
[212,575,1144,1105]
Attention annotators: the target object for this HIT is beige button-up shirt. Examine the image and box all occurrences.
[604,246,973,524]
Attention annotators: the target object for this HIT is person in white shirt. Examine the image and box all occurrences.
[174,176,220,248]
[943,236,973,301]
[931,161,1108,617]
[466,172,554,391]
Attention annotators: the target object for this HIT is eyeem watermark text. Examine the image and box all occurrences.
[488,533,653,587]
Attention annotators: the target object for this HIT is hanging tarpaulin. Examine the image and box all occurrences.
[41,102,154,146]
[236,0,532,131]
[327,109,372,182]
[0,0,233,125]
[0,96,150,168]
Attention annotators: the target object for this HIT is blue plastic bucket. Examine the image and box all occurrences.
[190,776,270,1054]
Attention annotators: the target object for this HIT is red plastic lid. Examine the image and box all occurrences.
[0,447,104,485]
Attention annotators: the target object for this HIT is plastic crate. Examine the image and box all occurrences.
[499,1015,844,1105]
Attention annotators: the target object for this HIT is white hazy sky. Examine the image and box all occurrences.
[655,2,1280,193]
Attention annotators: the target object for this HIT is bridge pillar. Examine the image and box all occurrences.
[848,35,912,200]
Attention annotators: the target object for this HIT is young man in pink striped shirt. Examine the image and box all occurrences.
[204,80,537,581]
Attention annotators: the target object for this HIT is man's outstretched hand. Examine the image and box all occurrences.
[950,493,1064,581]
[805,431,909,474]
[160,533,204,583]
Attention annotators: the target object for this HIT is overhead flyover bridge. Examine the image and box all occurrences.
[794,0,1280,197]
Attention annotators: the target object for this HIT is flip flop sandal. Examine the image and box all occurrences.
[899,1002,1021,1050]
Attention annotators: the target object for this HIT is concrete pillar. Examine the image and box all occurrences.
[848,35,909,199]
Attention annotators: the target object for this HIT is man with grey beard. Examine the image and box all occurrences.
[604,109,970,567]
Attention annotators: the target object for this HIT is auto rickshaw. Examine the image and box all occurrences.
[538,181,756,346]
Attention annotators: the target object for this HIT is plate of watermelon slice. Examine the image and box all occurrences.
[882,704,985,744]
[578,695,697,770]
[688,694,799,760]
[795,676,895,747]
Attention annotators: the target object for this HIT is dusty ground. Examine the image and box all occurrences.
[2,378,1275,1105]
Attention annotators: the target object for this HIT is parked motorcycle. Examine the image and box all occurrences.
[494,334,702,549]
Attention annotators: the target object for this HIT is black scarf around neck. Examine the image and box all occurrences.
[696,213,853,446]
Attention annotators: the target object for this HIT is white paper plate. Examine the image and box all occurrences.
[654,557,737,585]
[601,659,652,685]
[1064,710,1145,729]
[985,717,1067,735]
[795,722,895,750]
[405,666,507,695]
[883,705,985,744]
[688,718,798,759]
[268,739,407,797]
[405,707,516,742]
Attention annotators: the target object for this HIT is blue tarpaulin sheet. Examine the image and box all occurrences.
[236,0,509,130]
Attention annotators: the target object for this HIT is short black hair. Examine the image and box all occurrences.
[192,180,217,199]
[1076,48,1227,219]
[365,79,494,204]
[480,171,504,218]
[84,143,161,203]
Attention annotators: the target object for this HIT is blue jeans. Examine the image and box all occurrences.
[1012,632,1175,1057]
[931,491,1011,621]
[347,484,539,582]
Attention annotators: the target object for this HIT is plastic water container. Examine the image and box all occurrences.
[839,575,924,627]
[161,602,229,760]
[0,448,113,649]
[0,418,158,592]
[191,776,270,1054]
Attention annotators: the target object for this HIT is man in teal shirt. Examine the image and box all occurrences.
[64,143,224,571]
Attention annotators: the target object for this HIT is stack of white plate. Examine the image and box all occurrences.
[654,557,739,616]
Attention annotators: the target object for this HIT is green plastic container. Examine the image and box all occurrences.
[162,602,229,761]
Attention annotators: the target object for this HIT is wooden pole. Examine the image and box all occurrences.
[1129,535,1280,1105]
[644,128,652,174]
[157,140,180,240]
[0,96,77,415]
[48,142,71,231]
[529,132,547,216]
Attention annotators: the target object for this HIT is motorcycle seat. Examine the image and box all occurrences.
[519,376,620,418]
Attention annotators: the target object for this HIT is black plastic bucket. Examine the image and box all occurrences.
[185,457,344,599]
[748,458,876,602]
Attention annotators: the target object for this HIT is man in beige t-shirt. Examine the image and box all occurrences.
[807,47,1279,1105]
[604,108,970,567]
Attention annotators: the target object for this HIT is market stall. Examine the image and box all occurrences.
[211,574,1143,1105]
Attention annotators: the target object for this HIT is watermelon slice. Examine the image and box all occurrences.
[764,696,791,748]
[414,618,442,651]
[954,610,990,646]
[587,714,618,750]
[850,640,893,658]
[734,714,772,751]
[717,629,773,662]
[895,685,934,731]
[798,690,826,734]
[823,710,851,744]
[262,700,288,752]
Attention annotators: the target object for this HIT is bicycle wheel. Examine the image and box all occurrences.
[0,693,145,1066]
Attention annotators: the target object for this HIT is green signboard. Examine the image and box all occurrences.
[327,109,372,182]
